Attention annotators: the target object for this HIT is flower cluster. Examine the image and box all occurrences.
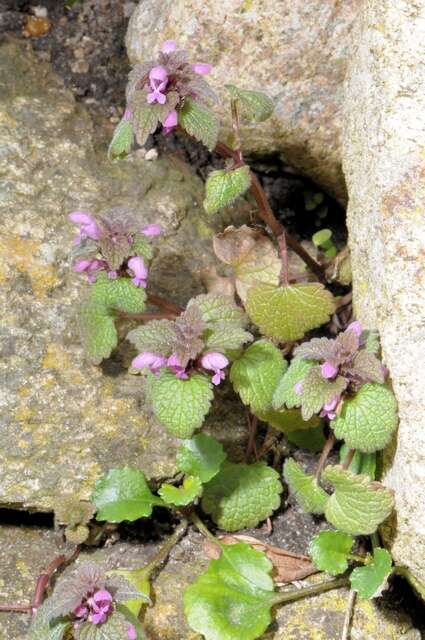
[132,349,229,386]
[125,40,216,141]
[69,208,161,285]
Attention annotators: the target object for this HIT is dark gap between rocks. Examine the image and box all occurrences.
[0,507,54,528]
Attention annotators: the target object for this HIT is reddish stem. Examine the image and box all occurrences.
[277,233,289,286]
[245,411,258,462]
[147,293,183,314]
[315,433,336,480]
[342,448,356,470]
[230,99,243,165]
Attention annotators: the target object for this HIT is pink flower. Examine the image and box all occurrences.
[107,270,118,279]
[88,590,113,625]
[127,624,137,640]
[69,211,101,243]
[321,361,338,380]
[127,256,148,288]
[320,396,340,421]
[347,320,362,337]
[201,352,229,386]
[123,108,133,121]
[74,604,89,619]
[162,109,178,134]
[141,223,162,237]
[167,353,188,379]
[294,381,303,395]
[191,63,212,75]
[147,66,168,104]
[132,352,167,374]
[73,258,106,283]
[162,40,177,54]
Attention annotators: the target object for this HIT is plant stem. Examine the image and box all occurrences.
[347,554,367,564]
[272,575,349,606]
[341,449,356,470]
[230,99,243,165]
[341,589,356,640]
[245,412,258,462]
[118,311,177,321]
[0,604,31,612]
[277,233,289,286]
[315,433,336,480]
[190,512,219,546]
[144,520,188,578]
[146,293,183,314]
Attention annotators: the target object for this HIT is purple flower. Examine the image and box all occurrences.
[107,270,118,279]
[127,624,137,640]
[74,604,89,619]
[167,353,189,380]
[73,258,106,283]
[162,109,178,134]
[162,40,177,54]
[141,223,162,237]
[191,63,212,75]
[147,66,168,104]
[69,211,102,243]
[123,108,133,122]
[132,351,167,374]
[347,320,362,337]
[88,589,113,625]
[321,361,338,380]
[127,256,148,288]
[319,396,340,421]
[201,352,229,386]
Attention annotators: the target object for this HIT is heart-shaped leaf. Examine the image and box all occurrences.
[204,166,251,215]
[159,476,203,506]
[176,434,226,483]
[283,458,329,515]
[299,367,347,420]
[350,548,393,599]
[225,85,275,122]
[309,530,355,576]
[272,358,315,410]
[178,97,219,150]
[108,118,134,160]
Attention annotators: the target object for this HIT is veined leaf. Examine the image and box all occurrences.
[158,476,203,506]
[259,408,321,434]
[131,234,154,261]
[29,602,70,640]
[225,85,275,122]
[283,458,329,515]
[74,612,136,639]
[108,118,134,160]
[309,530,355,576]
[150,371,213,438]
[246,283,336,342]
[350,548,393,599]
[176,433,226,483]
[331,383,398,453]
[230,340,287,415]
[299,368,347,420]
[202,461,282,531]
[178,97,219,150]
[322,465,394,535]
[339,444,376,479]
[203,323,253,352]
[109,569,151,617]
[127,318,175,355]
[184,542,276,640]
[204,166,251,215]
[272,358,315,410]
[190,293,247,328]
[92,467,164,523]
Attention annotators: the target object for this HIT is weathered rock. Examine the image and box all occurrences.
[126,0,358,203]
[0,37,244,511]
[342,2,425,586]
[0,526,416,640]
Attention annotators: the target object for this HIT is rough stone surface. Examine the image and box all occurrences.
[126,0,358,204]
[342,1,425,585]
[0,37,244,512]
[0,526,417,640]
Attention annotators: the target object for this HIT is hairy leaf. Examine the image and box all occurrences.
[351,351,385,384]
[74,612,136,639]
[246,283,335,342]
[225,85,275,122]
[92,467,164,523]
[132,101,160,147]
[150,371,213,438]
[159,476,203,506]
[300,368,347,420]
[272,358,315,410]
[339,444,376,479]
[127,318,176,356]
[29,602,70,640]
[184,542,275,640]
[109,569,151,617]
[108,118,134,160]
[202,461,282,531]
[131,234,154,261]
[190,293,247,328]
[259,408,321,434]
[350,548,393,599]
[176,433,226,483]
[331,383,398,453]
[178,97,219,150]
[322,465,394,535]
[203,323,253,352]
[80,276,146,364]
[204,166,251,215]
[172,304,206,366]
[309,530,355,576]
[283,459,329,515]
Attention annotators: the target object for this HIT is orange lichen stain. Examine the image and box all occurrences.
[0,235,59,299]
[43,343,71,370]
[23,16,51,38]
[17,439,30,450]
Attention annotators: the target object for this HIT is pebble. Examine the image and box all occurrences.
[32,6,48,18]
[145,148,159,161]
[71,59,89,74]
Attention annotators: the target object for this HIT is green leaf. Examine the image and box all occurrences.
[92,467,164,523]
[110,569,151,617]
[150,371,214,438]
[309,530,355,576]
[203,323,253,352]
[283,458,329,515]
[190,293,248,328]
[108,118,134,160]
[331,383,398,453]
[299,368,347,420]
[272,358,315,410]
[75,612,135,639]
[225,85,275,122]
[178,97,219,150]
[204,166,251,215]
[230,340,287,415]
[127,318,175,355]
[350,548,393,599]
[246,283,336,342]
[116,604,146,638]
[184,542,276,640]
[176,433,226,483]
[131,234,154,261]
[339,444,376,479]
[259,408,321,434]
[286,424,326,452]
[132,102,160,147]
[79,276,146,364]
[30,603,70,640]
[158,476,203,506]
[202,461,282,531]
[322,465,394,535]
